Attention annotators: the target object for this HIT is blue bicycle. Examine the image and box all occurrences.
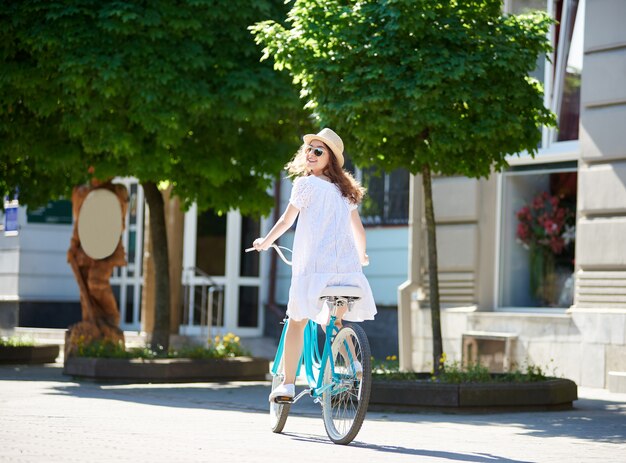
[248,245,372,445]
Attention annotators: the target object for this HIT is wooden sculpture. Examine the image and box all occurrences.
[65,177,129,358]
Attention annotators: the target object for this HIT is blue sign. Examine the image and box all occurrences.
[4,201,18,236]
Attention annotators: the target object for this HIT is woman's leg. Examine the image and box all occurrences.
[282,317,308,385]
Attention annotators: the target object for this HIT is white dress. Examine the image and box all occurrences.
[287,175,377,324]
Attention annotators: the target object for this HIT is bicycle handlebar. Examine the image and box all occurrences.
[245,244,293,266]
[246,244,369,267]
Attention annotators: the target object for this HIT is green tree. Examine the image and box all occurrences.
[1,0,308,350]
[252,0,554,373]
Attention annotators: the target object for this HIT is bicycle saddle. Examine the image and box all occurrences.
[319,286,362,300]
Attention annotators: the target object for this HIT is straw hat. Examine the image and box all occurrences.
[303,128,345,167]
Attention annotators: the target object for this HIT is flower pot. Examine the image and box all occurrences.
[370,376,578,411]
[63,356,269,382]
[530,246,558,306]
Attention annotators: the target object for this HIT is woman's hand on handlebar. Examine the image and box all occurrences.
[252,237,271,252]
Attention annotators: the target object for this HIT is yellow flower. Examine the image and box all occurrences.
[391,355,397,361]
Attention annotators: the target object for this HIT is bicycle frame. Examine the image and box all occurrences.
[247,244,358,401]
[272,310,359,402]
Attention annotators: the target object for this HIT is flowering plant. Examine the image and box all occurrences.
[516,191,575,254]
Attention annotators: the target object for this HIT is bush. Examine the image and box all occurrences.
[0,336,36,347]
[372,353,550,383]
[75,333,250,359]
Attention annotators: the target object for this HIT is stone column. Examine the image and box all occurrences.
[398,174,422,371]
[572,0,626,388]
[575,0,626,310]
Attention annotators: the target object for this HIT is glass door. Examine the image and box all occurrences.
[181,208,265,337]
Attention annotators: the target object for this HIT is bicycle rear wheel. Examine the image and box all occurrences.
[322,323,371,445]
[269,356,290,433]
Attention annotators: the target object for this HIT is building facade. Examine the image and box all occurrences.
[1,0,624,389]
[394,0,626,390]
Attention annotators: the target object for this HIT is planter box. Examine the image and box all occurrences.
[63,356,269,382]
[0,345,60,364]
[371,377,578,411]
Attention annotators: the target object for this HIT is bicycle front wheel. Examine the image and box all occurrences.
[269,356,290,433]
[322,323,371,445]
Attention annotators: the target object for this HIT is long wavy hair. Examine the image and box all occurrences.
[286,142,365,206]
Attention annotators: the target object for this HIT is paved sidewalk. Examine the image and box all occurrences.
[0,363,625,463]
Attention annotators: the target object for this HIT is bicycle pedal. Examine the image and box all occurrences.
[273,396,294,404]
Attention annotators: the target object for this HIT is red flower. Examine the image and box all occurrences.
[516,191,575,254]
[517,223,530,241]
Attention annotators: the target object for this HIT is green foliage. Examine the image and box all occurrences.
[252,0,555,176]
[75,332,249,359]
[437,360,492,383]
[176,333,250,358]
[0,336,36,347]
[0,0,309,214]
[372,353,550,383]
[76,339,137,359]
[372,354,400,374]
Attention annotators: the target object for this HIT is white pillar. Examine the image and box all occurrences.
[224,211,242,332]
[397,174,422,371]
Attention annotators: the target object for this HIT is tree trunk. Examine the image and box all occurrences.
[142,181,171,351]
[422,164,444,375]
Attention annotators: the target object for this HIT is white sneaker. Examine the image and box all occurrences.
[269,383,295,403]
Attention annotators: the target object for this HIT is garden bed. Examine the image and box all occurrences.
[0,345,60,364]
[63,355,269,382]
[370,374,578,411]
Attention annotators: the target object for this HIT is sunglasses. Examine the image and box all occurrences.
[305,145,326,157]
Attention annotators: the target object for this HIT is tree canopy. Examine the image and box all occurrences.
[252,0,554,176]
[1,0,310,350]
[252,0,555,372]
[1,0,308,214]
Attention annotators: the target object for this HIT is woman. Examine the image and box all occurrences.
[253,127,377,402]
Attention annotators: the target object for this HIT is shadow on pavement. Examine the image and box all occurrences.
[283,432,534,462]
[3,364,625,445]
[371,397,626,444]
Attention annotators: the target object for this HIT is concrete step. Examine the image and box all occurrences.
[607,371,626,393]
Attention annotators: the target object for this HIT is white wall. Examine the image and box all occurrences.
[19,221,76,300]
[275,226,408,307]
[410,304,626,388]
[0,206,77,301]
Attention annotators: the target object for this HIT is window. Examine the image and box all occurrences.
[196,209,227,276]
[499,164,577,308]
[240,216,260,277]
[359,167,410,226]
[506,0,585,149]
